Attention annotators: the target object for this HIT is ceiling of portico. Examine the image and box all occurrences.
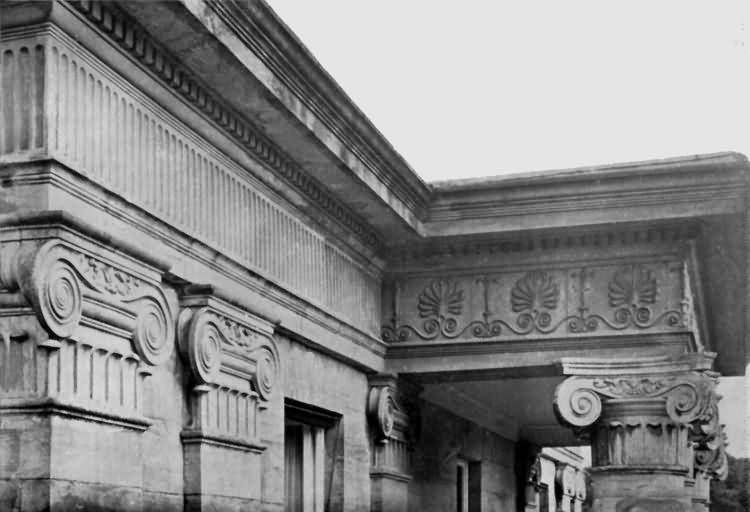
[422,376,578,446]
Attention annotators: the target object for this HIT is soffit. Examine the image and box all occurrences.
[116,0,428,249]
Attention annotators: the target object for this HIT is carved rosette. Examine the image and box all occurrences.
[177,300,279,402]
[13,240,174,365]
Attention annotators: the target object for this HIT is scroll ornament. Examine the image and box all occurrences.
[382,262,685,343]
[693,429,729,480]
[177,307,279,401]
[5,240,174,365]
[691,398,729,480]
[554,372,718,430]
[368,385,397,442]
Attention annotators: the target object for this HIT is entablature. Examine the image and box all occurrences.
[2,1,748,379]
[113,0,429,242]
[383,226,705,350]
[426,153,746,238]
[0,4,389,371]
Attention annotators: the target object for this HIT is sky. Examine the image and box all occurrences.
[268,0,750,182]
[268,0,749,458]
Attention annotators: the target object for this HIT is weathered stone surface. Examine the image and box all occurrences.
[410,401,517,512]
[0,0,744,510]
[279,334,372,511]
[554,353,724,511]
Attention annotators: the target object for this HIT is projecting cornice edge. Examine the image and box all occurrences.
[207,0,432,214]
[62,0,390,254]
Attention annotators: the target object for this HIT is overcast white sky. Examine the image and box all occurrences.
[269,0,750,182]
[269,0,749,457]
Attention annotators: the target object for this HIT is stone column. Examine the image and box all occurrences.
[517,442,542,512]
[572,470,587,512]
[553,352,724,512]
[367,374,420,512]
[554,463,576,512]
[177,286,280,512]
[0,220,175,511]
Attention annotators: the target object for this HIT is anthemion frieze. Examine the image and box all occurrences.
[0,2,746,512]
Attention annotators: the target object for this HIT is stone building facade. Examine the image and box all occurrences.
[0,1,742,511]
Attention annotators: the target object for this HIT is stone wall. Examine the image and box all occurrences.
[409,401,517,512]
[277,334,373,512]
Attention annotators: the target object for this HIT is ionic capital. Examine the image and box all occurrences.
[1,237,174,365]
[554,353,719,431]
[367,374,420,444]
[177,287,279,401]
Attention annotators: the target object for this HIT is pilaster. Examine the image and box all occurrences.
[554,463,576,512]
[176,285,280,511]
[0,214,174,511]
[553,352,724,512]
[518,443,542,512]
[572,470,587,512]
[367,374,420,512]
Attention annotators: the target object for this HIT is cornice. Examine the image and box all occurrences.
[386,223,699,266]
[426,152,747,237]
[429,182,744,223]
[429,152,747,194]
[67,0,385,253]
[207,0,431,217]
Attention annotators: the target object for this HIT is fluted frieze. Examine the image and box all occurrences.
[1,21,382,338]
